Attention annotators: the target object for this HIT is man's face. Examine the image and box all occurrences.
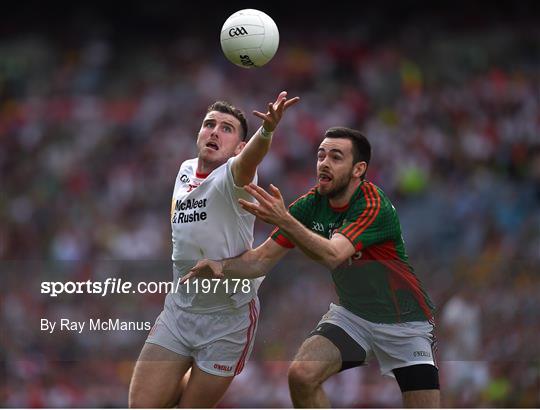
[196,111,245,165]
[316,138,356,198]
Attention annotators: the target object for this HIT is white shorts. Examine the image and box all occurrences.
[146,298,259,377]
[316,303,436,376]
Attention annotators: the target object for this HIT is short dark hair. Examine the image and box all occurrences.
[324,127,371,179]
[207,101,248,141]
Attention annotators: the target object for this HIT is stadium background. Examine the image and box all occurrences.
[1,0,539,407]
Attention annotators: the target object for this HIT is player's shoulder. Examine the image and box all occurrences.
[224,156,237,172]
[363,180,387,197]
[289,186,319,208]
[179,157,198,173]
[352,181,392,209]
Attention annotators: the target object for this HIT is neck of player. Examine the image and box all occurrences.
[328,179,361,209]
[196,158,222,177]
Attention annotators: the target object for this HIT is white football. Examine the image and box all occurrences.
[220,9,279,68]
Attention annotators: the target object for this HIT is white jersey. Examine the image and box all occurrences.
[167,156,263,313]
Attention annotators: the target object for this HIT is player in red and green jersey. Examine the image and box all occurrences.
[271,180,435,324]
[183,127,440,408]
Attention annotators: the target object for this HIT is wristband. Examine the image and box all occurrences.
[259,126,273,139]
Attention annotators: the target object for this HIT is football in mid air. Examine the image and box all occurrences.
[220,9,279,68]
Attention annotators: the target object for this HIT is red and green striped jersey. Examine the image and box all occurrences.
[271,181,434,324]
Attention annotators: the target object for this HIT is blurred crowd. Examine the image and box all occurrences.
[1,11,539,408]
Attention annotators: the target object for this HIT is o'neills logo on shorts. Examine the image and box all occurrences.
[172,198,208,224]
[213,363,233,372]
[413,350,431,358]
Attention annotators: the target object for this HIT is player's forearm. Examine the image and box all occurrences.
[233,127,273,187]
[222,246,274,279]
[278,214,341,269]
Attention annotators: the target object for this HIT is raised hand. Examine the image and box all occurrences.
[253,91,300,132]
[239,183,288,226]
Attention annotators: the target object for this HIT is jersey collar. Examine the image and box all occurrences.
[328,181,366,212]
[195,171,209,179]
[329,202,350,212]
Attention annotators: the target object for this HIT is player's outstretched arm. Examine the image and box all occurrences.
[240,183,356,270]
[231,91,299,187]
[181,238,289,283]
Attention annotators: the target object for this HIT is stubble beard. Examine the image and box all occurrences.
[320,173,352,199]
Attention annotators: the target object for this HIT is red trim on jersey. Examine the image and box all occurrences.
[348,183,381,242]
[195,171,209,179]
[329,202,350,212]
[272,233,295,248]
[340,183,373,237]
[362,241,433,321]
[341,182,381,242]
[271,227,295,248]
[234,299,258,375]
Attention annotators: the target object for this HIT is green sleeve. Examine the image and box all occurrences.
[271,188,316,248]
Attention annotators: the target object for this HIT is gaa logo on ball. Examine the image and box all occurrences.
[220,9,279,68]
[228,27,248,37]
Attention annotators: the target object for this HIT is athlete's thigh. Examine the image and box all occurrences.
[178,362,234,408]
[178,301,259,407]
[129,342,193,408]
[292,335,342,381]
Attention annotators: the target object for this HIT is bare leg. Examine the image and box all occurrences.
[288,336,342,408]
[177,363,234,408]
[175,369,191,406]
[403,389,440,408]
[129,343,192,408]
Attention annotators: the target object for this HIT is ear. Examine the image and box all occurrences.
[353,161,367,179]
[234,141,246,156]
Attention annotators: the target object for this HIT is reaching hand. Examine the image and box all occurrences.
[180,259,224,284]
[239,183,289,226]
[253,91,300,132]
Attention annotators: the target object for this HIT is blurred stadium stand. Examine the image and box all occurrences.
[1,1,539,407]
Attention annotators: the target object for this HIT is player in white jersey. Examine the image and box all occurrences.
[128,92,299,408]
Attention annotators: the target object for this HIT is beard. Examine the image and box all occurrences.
[319,172,352,199]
